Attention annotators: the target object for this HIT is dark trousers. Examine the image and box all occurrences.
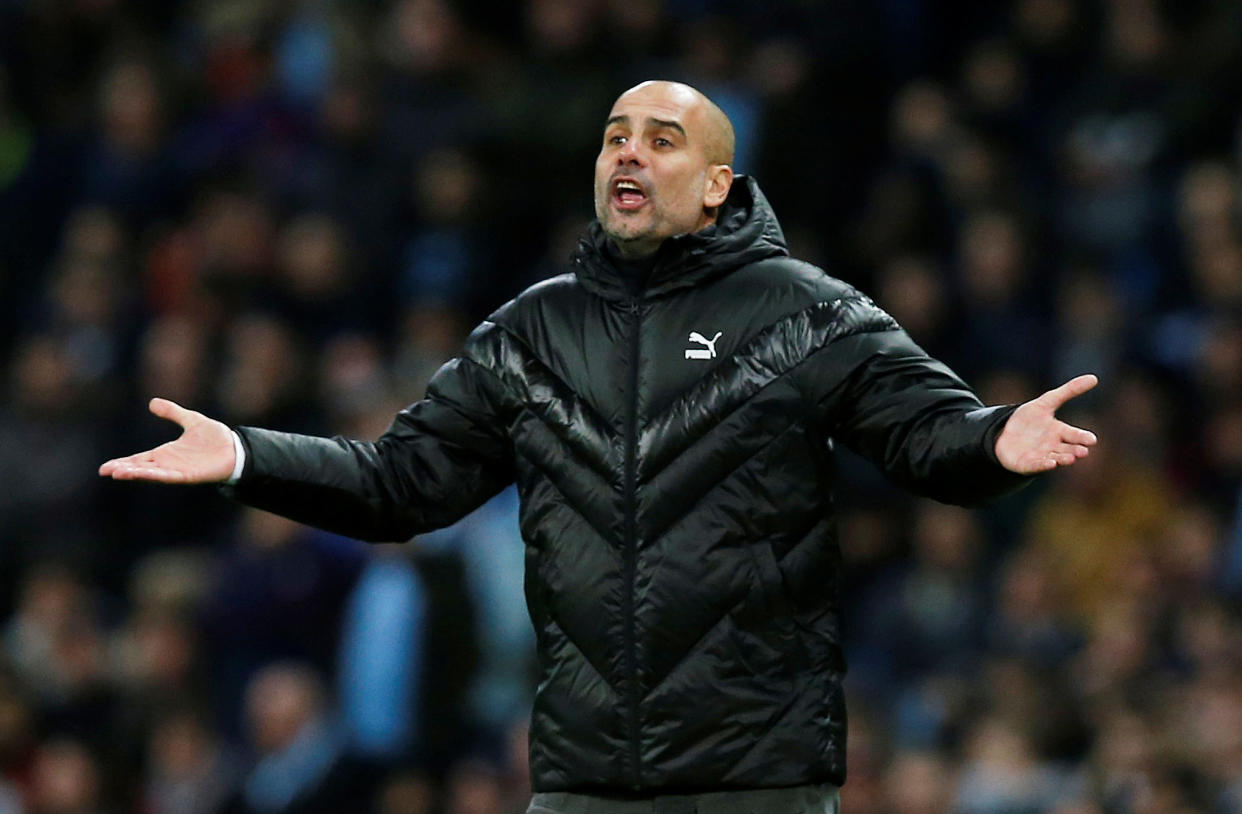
[526,784,841,814]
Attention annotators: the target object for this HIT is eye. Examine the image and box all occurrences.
[608,135,627,145]
[655,137,673,148]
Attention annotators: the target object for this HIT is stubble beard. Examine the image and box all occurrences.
[605,219,662,257]
[596,195,666,258]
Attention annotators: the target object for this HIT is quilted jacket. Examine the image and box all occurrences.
[225,176,1026,794]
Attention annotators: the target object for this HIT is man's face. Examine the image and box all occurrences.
[593,83,729,258]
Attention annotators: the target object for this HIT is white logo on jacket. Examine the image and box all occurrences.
[685,331,723,360]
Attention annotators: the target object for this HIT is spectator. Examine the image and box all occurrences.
[80,59,176,230]
[953,714,1082,814]
[142,709,241,814]
[374,769,432,814]
[270,213,366,344]
[882,749,953,814]
[853,501,989,711]
[228,663,358,814]
[200,510,364,735]
[28,738,106,814]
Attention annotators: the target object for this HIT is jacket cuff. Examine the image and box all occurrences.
[977,403,1039,493]
[227,431,246,483]
[218,426,256,498]
[981,404,1018,467]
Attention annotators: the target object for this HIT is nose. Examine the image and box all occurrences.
[616,138,646,166]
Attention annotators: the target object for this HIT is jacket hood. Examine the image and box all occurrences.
[571,175,789,301]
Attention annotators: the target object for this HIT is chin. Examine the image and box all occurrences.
[602,221,645,242]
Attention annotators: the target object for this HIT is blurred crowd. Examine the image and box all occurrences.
[1,0,1242,812]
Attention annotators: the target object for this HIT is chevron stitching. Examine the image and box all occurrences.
[516,407,619,490]
[643,420,802,546]
[543,616,624,699]
[483,322,620,441]
[518,453,621,554]
[642,505,837,694]
[641,598,742,698]
[639,298,894,481]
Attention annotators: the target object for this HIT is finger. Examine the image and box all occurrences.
[1031,456,1058,473]
[1046,445,1091,467]
[99,452,158,476]
[149,397,196,429]
[1050,450,1077,467]
[110,468,186,482]
[104,462,189,483]
[1061,424,1098,446]
[1041,374,1099,411]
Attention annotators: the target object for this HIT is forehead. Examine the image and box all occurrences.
[606,84,705,131]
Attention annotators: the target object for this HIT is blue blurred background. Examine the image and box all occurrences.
[1,0,1242,812]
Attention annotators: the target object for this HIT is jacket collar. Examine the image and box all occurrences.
[571,175,789,302]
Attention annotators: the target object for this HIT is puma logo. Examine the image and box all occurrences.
[685,331,723,360]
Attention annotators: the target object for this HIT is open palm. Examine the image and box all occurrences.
[994,374,1099,474]
[98,398,236,484]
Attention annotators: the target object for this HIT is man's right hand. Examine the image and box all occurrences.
[99,398,236,484]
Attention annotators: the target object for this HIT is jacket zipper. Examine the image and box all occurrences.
[623,297,642,790]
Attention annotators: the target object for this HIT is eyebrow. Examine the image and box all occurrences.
[605,115,688,138]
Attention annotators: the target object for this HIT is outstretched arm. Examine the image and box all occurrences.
[797,296,1100,505]
[993,374,1098,474]
[99,398,236,483]
[100,321,518,541]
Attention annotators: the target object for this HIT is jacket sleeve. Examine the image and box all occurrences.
[221,321,516,541]
[800,298,1031,506]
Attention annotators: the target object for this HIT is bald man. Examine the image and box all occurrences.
[103,81,1098,813]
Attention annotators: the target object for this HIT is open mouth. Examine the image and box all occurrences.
[612,178,648,210]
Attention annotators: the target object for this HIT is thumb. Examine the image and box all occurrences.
[148,397,197,429]
[1041,374,1099,411]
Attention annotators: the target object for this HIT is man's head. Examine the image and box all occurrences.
[245,662,325,754]
[593,81,735,258]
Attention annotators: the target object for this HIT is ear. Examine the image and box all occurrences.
[702,164,734,209]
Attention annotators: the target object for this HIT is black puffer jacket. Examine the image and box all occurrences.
[226,177,1025,794]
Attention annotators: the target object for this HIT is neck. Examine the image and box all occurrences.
[610,237,662,259]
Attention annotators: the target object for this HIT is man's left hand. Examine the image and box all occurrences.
[994,374,1099,474]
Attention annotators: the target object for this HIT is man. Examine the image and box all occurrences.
[101,81,1098,813]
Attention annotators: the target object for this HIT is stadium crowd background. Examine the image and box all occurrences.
[2,0,1242,811]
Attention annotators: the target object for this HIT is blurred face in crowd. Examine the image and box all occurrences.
[31,740,100,812]
[594,81,735,258]
[245,664,322,753]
